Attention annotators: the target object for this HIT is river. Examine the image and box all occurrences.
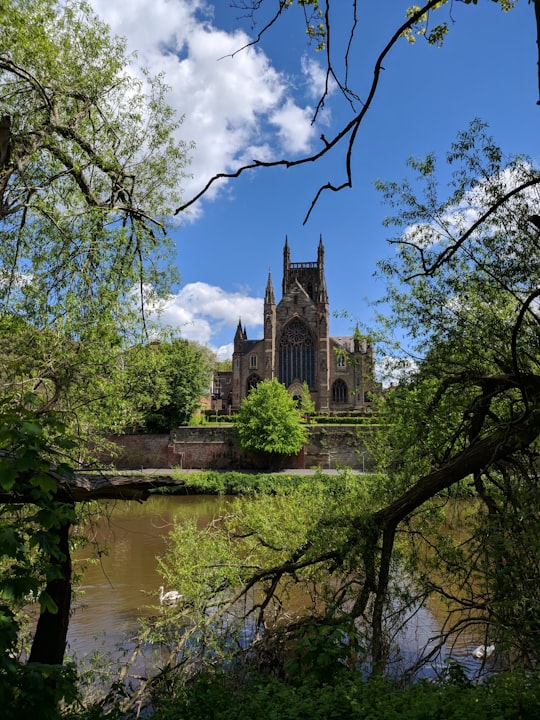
[68,495,233,662]
[67,494,488,680]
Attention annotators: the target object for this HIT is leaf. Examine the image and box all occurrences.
[20,421,44,437]
[0,467,17,491]
[29,472,59,496]
[39,591,58,615]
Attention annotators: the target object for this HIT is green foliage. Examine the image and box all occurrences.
[235,379,308,457]
[0,0,192,712]
[117,338,215,432]
[0,0,190,332]
[0,316,130,462]
[403,1,517,47]
[148,470,386,676]
[0,400,79,714]
[312,416,379,425]
[216,358,233,372]
[161,468,382,497]
[0,659,79,720]
[375,120,540,662]
[298,381,316,420]
[161,469,310,495]
[150,668,540,720]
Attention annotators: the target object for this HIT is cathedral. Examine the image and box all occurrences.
[219,237,377,413]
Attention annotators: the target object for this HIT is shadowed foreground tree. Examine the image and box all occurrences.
[144,124,540,697]
[0,0,191,712]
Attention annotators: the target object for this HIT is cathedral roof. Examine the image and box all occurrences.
[331,336,356,352]
[240,339,260,352]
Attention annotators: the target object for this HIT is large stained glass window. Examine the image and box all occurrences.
[278,319,315,389]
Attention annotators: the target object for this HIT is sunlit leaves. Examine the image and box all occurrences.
[152,472,384,663]
[117,338,216,432]
[0,0,191,331]
[235,379,308,456]
[373,121,540,663]
[403,1,517,47]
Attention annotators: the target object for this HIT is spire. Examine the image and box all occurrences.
[318,235,328,303]
[234,318,243,344]
[318,234,324,261]
[265,270,275,305]
[283,235,290,296]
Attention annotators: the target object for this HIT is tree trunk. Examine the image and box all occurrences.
[28,517,72,665]
[370,522,397,673]
[374,407,540,530]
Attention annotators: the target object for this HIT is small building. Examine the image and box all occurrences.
[229,237,377,413]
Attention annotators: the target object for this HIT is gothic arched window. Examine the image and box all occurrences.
[278,319,315,389]
[246,374,261,394]
[332,379,348,403]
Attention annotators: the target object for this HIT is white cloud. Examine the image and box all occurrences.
[400,163,540,251]
[376,356,418,388]
[153,282,263,356]
[86,0,328,359]
[88,0,324,213]
[301,54,328,99]
[270,99,316,154]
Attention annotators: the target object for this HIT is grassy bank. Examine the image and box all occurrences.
[154,468,366,496]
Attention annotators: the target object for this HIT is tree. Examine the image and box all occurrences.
[176,10,538,677]
[298,381,316,421]
[153,124,540,683]
[0,0,190,331]
[235,379,308,459]
[119,338,215,432]
[0,0,191,709]
[370,120,540,666]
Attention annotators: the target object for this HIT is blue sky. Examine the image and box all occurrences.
[88,0,538,362]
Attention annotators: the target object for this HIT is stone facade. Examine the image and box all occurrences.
[227,237,377,412]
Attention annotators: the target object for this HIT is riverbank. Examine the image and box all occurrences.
[68,491,540,720]
[72,466,365,500]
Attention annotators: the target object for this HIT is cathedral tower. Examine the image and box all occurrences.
[230,236,376,413]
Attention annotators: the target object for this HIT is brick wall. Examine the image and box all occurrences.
[103,434,172,469]
[102,425,375,471]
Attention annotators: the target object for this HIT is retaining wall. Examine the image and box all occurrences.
[103,425,376,471]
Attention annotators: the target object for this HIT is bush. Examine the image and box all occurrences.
[149,669,540,720]
[235,379,308,457]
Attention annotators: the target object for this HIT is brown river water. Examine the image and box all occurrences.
[66,495,488,678]
[68,495,232,660]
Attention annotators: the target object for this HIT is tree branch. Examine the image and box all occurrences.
[175,0,448,223]
[404,174,540,280]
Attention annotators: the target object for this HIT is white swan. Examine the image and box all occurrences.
[159,585,182,605]
[472,644,495,659]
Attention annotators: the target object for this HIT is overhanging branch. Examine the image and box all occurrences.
[174,0,448,224]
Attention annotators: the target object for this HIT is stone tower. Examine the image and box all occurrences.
[231,237,376,413]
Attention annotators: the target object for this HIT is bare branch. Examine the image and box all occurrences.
[175,0,448,221]
[224,1,292,58]
[403,174,540,280]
